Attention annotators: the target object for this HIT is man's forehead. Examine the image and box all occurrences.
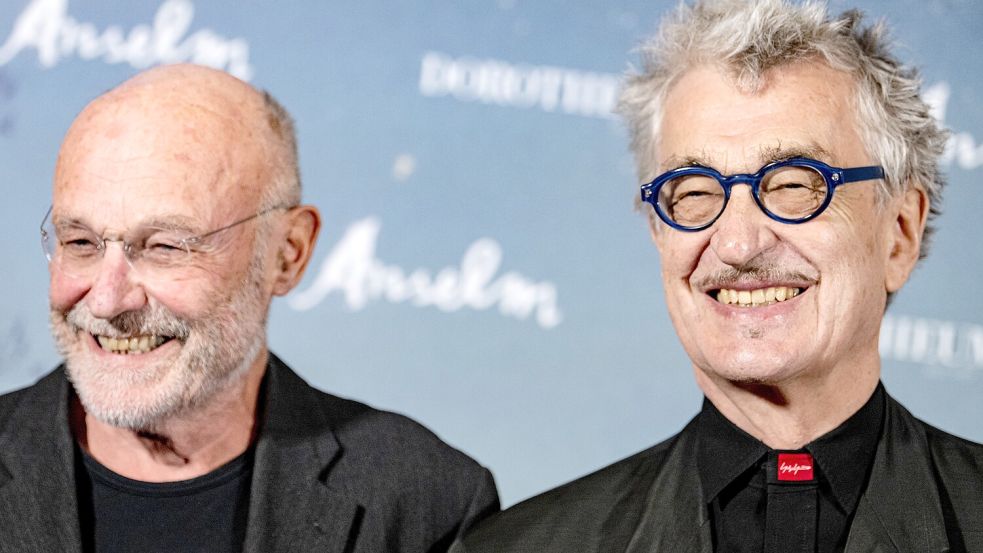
[51,210,203,234]
[69,91,255,155]
[52,138,260,235]
[50,175,248,229]
[660,143,836,172]
[655,62,858,174]
[53,137,253,209]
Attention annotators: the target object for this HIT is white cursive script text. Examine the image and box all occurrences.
[0,0,253,80]
[779,462,812,476]
[288,217,562,329]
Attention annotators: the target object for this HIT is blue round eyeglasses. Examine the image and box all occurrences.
[640,157,884,232]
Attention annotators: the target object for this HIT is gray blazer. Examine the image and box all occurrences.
[0,354,499,552]
[454,393,983,552]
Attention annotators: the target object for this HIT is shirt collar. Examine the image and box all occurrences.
[806,382,884,514]
[696,382,885,512]
[696,396,768,504]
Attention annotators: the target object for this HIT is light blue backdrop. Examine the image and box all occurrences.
[1,0,981,507]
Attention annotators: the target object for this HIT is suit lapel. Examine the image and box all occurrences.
[243,355,361,553]
[0,369,83,553]
[845,395,948,553]
[622,420,713,553]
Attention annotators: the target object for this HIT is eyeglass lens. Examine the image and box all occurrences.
[42,219,196,280]
[658,164,828,228]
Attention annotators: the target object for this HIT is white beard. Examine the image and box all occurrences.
[50,252,269,431]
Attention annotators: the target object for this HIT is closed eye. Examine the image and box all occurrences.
[148,242,184,251]
[771,182,809,190]
[63,238,99,249]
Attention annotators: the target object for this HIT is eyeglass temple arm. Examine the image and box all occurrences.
[839,166,884,185]
[187,204,293,245]
[40,205,53,234]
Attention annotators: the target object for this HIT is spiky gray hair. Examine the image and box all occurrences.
[618,0,947,259]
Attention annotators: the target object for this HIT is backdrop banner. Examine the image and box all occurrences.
[1,0,980,506]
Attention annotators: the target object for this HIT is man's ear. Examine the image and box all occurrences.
[884,186,929,293]
[272,205,321,296]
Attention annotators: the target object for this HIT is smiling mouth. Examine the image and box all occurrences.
[712,286,803,307]
[94,334,174,354]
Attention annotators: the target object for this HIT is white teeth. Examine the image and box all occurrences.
[94,334,168,354]
[715,286,803,307]
[751,289,765,304]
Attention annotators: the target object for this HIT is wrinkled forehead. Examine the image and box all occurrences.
[655,62,862,175]
[52,76,269,231]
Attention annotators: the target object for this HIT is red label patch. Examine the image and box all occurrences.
[777,453,814,481]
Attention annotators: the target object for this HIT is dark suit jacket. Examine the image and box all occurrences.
[0,353,499,552]
[454,393,983,553]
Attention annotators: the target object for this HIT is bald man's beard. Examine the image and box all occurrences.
[49,250,270,431]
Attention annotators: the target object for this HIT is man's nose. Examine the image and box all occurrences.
[708,186,779,267]
[86,242,148,319]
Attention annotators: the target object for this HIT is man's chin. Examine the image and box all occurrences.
[64,356,189,430]
[698,361,811,390]
[80,401,179,431]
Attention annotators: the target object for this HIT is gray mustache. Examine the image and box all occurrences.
[65,304,192,339]
[697,266,818,290]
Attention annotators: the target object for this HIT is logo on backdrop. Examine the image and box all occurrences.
[880,314,983,378]
[418,54,981,169]
[0,0,253,80]
[419,51,618,119]
[289,217,563,329]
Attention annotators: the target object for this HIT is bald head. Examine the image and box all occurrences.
[55,64,299,219]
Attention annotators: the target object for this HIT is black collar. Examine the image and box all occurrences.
[697,382,884,514]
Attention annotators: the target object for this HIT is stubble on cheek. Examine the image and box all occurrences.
[49,307,79,360]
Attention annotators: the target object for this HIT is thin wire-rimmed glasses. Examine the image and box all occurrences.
[40,204,292,280]
[640,157,885,232]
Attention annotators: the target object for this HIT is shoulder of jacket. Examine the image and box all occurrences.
[920,419,983,465]
[0,368,64,438]
[301,379,491,484]
[458,432,684,552]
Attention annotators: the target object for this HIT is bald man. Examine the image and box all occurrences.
[0,64,498,553]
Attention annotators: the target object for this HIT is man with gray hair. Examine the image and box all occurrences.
[454,1,982,551]
[0,64,498,552]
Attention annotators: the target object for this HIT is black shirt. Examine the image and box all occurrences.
[696,383,884,553]
[76,447,253,553]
